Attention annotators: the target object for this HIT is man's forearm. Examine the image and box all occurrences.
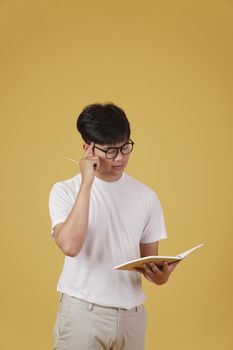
[55,182,92,257]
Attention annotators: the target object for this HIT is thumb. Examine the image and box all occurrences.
[162,261,169,273]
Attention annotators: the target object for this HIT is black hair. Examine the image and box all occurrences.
[76,102,131,145]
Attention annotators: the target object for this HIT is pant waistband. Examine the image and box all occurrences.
[60,293,141,312]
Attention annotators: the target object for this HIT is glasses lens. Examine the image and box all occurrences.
[105,141,134,159]
[106,148,118,159]
[121,142,133,155]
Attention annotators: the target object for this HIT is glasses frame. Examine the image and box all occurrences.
[93,139,134,159]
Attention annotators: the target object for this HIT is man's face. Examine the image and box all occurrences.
[84,139,131,179]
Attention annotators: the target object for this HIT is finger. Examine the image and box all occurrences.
[83,142,94,157]
[135,267,154,282]
[163,261,179,276]
[168,261,180,271]
[89,157,100,171]
[80,156,98,165]
[134,268,148,278]
[162,261,170,275]
[79,157,100,173]
[143,263,161,277]
[150,263,162,273]
[88,156,99,162]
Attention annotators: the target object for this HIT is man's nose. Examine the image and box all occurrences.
[113,149,124,162]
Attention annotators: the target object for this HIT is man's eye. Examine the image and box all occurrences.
[122,144,130,151]
[106,149,116,155]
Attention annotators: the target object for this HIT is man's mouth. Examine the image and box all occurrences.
[112,164,124,168]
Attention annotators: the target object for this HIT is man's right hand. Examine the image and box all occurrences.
[79,142,100,187]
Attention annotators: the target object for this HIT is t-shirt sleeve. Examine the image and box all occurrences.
[140,191,167,243]
[48,182,73,235]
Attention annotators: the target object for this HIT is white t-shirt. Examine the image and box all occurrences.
[48,172,167,309]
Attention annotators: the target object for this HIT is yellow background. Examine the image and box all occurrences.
[0,1,232,349]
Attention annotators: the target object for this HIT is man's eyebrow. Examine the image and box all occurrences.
[103,146,116,149]
[100,140,128,149]
[108,141,129,148]
[105,145,121,149]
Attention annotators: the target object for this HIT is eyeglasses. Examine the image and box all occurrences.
[93,139,134,159]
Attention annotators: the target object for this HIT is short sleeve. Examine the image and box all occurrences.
[48,182,73,235]
[140,191,167,243]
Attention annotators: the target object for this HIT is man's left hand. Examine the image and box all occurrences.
[135,261,180,285]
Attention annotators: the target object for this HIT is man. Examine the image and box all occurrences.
[48,102,179,350]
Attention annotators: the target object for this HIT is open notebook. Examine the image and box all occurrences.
[114,243,204,271]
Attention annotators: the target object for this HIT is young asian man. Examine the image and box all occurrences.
[48,102,179,350]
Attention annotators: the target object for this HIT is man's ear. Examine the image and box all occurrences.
[83,143,94,154]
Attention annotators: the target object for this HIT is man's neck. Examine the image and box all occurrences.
[94,171,123,183]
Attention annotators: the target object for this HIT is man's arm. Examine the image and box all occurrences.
[140,241,159,257]
[53,183,92,257]
[53,143,100,257]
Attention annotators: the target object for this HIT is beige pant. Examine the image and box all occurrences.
[54,293,147,350]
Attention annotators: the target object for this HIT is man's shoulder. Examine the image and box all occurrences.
[50,173,82,194]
